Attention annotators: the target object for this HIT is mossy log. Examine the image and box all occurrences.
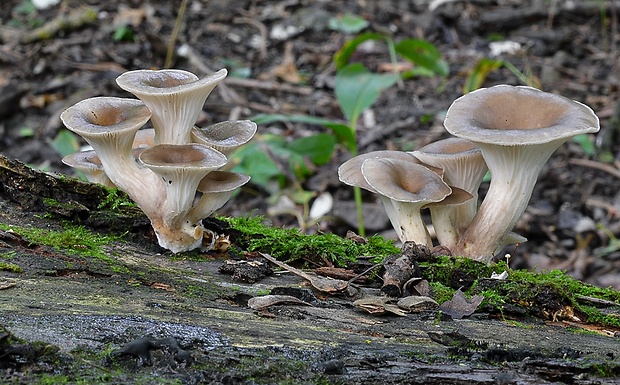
[0,155,619,384]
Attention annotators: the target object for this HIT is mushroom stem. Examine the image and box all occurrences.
[454,140,563,260]
[379,196,433,248]
[138,144,227,252]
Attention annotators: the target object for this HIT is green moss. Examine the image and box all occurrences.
[420,255,620,328]
[0,261,22,273]
[97,188,137,211]
[224,215,399,265]
[428,281,455,304]
[1,250,17,259]
[0,222,128,273]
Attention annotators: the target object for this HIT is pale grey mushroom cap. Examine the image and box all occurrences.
[60,97,151,149]
[412,137,487,194]
[116,69,227,145]
[188,171,251,223]
[338,150,431,193]
[60,97,156,199]
[444,85,600,145]
[138,143,227,185]
[362,159,451,204]
[62,150,115,188]
[191,120,257,156]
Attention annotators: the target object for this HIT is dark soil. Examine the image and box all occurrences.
[2,0,620,286]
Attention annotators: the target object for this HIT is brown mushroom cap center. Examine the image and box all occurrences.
[86,106,129,126]
[473,92,567,130]
[143,73,197,88]
[139,144,226,168]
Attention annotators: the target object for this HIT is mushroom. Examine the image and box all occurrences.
[443,85,600,260]
[116,69,227,145]
[138,144,227,253]
[412,138,487,234]
[188,171,251,224]
[62,150,115,188]
[425,187,473,251]
[191,120,257,156]
[360,158,452,247]
[338,150,436,192]
[133,128,156,148]
[59,97,161,200]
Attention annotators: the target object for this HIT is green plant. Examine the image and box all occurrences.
[112,25,135,42]
[232,25,449,235]
[464,58,540,93]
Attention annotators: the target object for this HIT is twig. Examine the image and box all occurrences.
[21,7,98,44]
[225,77,314,95]
[165,0,188,68]
[233,16,268,62]
[568,158,620,179]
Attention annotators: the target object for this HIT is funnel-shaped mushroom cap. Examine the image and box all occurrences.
[133,128,156,148]
[191,120,257,155]
[412,138,486,194]
[116,69,227,145]
[443,85,600,260]
[361,158,451,246]
[62,150,115,188]
[60,97,151,153]
[139,144,227,197]
[188,171,251,223]
[60,97,156,198]
[338,150,428,192]
[444,85,599,145]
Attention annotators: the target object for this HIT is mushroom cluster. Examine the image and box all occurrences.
[339,85,600,262]
[61,69,256,253]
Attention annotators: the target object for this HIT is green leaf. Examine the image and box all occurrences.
[333,32,387,70]
[327,123,356,153]
[288,133,336,166]
[571,134,596,156]
[328,13,369,34]
[464,58,503,94]
[51,129,80,157]
[335,63,399,125]
[250,114,356,152]
[394,38,449,77]
[228,142,281,188]
[113,25,134,42]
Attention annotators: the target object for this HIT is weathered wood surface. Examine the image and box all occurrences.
[0,155,619,384]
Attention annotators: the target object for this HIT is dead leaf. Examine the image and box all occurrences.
[259,252,349,294]
[150,282,175,291]
[248,294,312,311]
[113,6,147,28]
[353,296,407,316]
[440,289,484,319]
[0,281,17,290]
